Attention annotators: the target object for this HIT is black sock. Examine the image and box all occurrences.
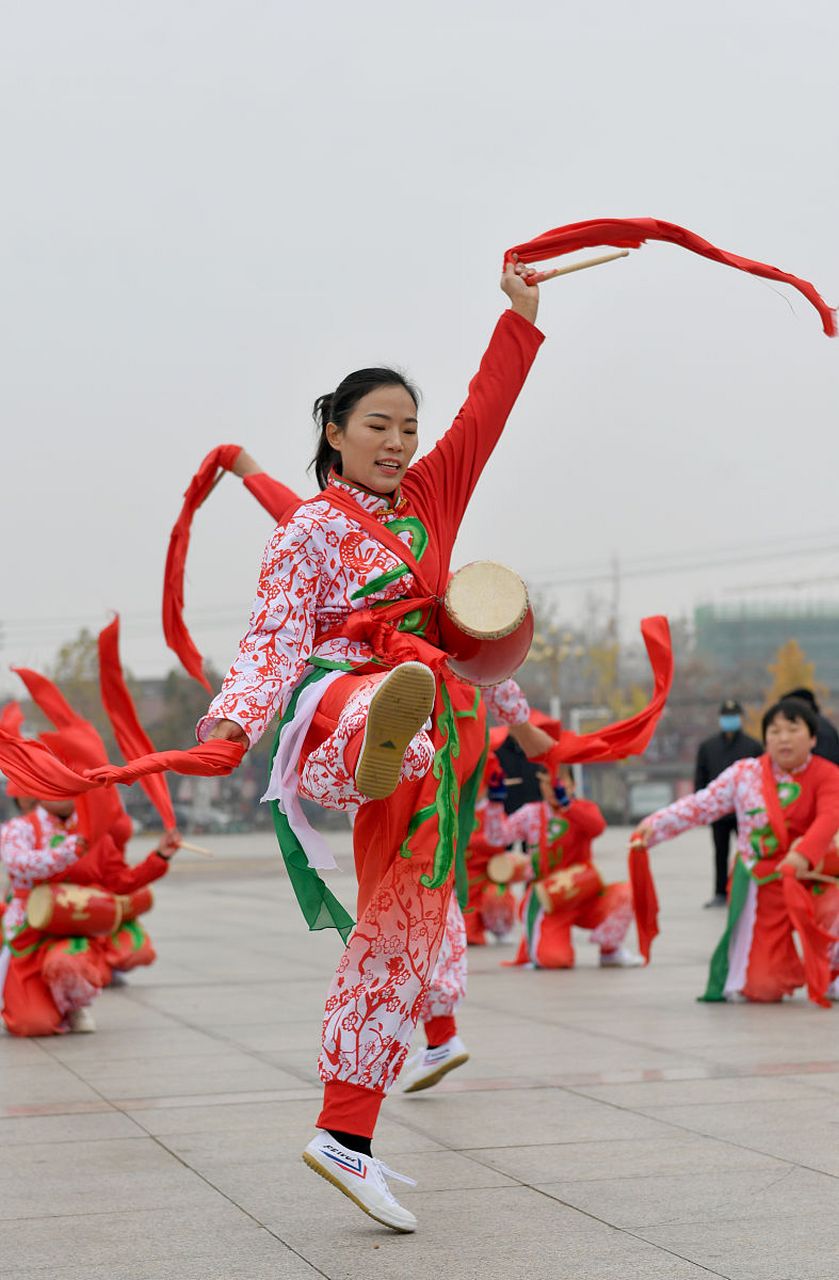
[327,1129,372,1157]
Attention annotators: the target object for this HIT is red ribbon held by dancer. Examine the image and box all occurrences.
[505,216,837,336]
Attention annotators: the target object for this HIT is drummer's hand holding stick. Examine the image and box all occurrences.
[156,830,182,862]
[778,844,810,880]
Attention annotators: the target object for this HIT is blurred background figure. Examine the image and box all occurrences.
[781,688,839,767]
[694,698,761,907]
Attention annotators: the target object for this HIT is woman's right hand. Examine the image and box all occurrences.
[208,719,249,748]
[501,256,541,325]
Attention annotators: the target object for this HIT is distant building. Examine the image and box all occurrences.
[694,601,839,692]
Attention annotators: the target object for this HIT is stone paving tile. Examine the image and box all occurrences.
[4,826,839,1278]
[0,1063,103,1109]
[536,1164,834,1230]
[0,1206,303,1274]
[635,1210,839,1280]
[0,1110,146,1146]
[69,1048,305,1099]
[467,1135,787,1183]
[386,1084,681,1148]
[0,1136,226,1221]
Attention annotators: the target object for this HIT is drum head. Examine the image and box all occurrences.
[445,561,529,640]
[25,884,52,930]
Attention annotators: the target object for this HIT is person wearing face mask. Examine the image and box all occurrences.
[633,698,839,1005]
[694,699,762,907]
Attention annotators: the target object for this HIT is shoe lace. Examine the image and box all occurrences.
[373,1159,417,1202]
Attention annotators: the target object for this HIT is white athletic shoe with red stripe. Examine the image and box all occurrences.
[401,1035,470,1093]
[302,1132,417,1232]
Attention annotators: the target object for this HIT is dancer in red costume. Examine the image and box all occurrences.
[0,792,179,1036]
[633,698,839,1006]
[486,764,640,970]
[201,259,546,1232]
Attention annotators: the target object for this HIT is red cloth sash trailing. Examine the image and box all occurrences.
[162,445,300,689]
[780,865,835,1009]
[540,617,673,767]
[504,217,836,337]
[0,700,24,736]
[12,667,83,732]
[98,616,177,830]
[628,841,659,964]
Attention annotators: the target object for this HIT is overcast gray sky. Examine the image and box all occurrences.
[2,0,838,695]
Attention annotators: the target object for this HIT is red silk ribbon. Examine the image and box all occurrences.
[98,616,177,830]
[504,217,836,337]
[162,445,298,689]
[628,841,659,964]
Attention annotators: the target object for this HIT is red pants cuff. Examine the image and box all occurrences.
[317,1080,385,1140]
[424,1014,457,1047]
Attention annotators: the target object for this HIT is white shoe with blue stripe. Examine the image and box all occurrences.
[302,1131,417,1232]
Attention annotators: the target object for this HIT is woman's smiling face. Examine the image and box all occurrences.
[326,385,419,494]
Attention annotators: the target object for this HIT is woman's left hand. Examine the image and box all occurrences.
[500,256,543,325]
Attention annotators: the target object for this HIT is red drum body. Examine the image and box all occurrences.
[535,864,602,914]
[26,884,154,937]
[439,561,534,687]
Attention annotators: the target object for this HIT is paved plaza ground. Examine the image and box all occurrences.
[4,823,839,1279]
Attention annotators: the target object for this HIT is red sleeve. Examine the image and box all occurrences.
[242,474,300,523]
[111,851,170,891]
[564,798,607,839]
[405,310,543,537]
[796,760,839,865]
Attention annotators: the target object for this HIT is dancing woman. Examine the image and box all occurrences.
[200,259,546,1231]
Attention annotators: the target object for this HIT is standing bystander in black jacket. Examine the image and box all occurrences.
[694,699,762,906]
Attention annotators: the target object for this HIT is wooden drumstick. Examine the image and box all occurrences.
[802,871,839,885]
[178,839,215,858]
[540,249,630,280]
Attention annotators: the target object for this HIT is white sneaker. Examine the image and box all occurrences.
[356,662,436,800]
[68,1006,97,1033]
[725,990,748,1004]
[302,1132,417,1233]
[401,1035,469,1093]
[599,946,644,968]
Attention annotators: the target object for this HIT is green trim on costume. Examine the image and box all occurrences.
[699,858,752,1001]
[453,725,489,910]
[524,885,542,960]
[419,682,462,890]
[268,666,356,944]
[119,919,146,951]
[350,517,430,601]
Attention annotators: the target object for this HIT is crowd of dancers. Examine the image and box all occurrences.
[3,245,839,1236]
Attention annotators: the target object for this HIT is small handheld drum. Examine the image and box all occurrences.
[486,851,531,886]
[438,561,534,687]
[26,884,154,937]
[534,864,602,914]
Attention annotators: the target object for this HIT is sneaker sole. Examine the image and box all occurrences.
[355,663,436,801]
[402,1052,470,1094]
[302,1151,416,1233]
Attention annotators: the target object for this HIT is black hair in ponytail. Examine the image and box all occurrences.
[310,368,420,491]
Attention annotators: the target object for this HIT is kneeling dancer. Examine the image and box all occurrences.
[634,698,839,1005]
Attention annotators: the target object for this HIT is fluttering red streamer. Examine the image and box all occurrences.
[504,217,836,337]
[12,667,84,731]
[628,842,659,963]
[163,443,243,690]
[163,445,300,689]
[0,701,24,736]
[98,616,177,830]
[84,739,246,786]
[542,616,673,767]
[780,865,836,1008]
[0,726,245,800]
